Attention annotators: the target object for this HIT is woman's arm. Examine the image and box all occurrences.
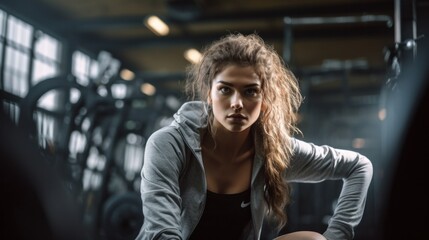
[135,127,187,240]
[285,138,373,240]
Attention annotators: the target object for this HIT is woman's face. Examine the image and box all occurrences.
[209,64,264,133]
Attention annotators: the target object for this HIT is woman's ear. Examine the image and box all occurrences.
[261,102,267,112]
[207,90,212,104]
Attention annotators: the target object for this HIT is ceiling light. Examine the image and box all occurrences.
[144,15,169,36]
[184,48,202,64]
[120,69,135,81]
[378,108,386,121]
[140,83,156,96]
[352,138,366,149]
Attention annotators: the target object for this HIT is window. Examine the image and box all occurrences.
[0,9,63,145]
[32,31,62,111]
[3,15,33,97]
[0,10,5,72]
[72,50,99,86]
[32,31,61,84]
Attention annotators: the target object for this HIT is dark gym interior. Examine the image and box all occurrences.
[0,0,428,239]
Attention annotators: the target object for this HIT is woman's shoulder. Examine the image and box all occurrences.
[147,125,182,143]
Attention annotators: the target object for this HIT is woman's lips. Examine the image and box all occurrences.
[227,113,247,119]
[227,114,247,123]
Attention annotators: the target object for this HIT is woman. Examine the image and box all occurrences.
[135,33,373,240]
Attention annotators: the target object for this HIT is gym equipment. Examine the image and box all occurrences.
[100,192,143,240]
[15,51,166,240]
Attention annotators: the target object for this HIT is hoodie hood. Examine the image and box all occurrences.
[171,101,208,150]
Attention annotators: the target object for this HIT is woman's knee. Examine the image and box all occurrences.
[274,231,326,240]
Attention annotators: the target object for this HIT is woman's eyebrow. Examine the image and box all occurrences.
[215,80,260,88]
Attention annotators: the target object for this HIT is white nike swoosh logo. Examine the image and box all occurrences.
[241,201,251,208]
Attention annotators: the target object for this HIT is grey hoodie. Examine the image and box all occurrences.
[135,101,373,240]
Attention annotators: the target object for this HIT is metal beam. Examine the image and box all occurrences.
[48,1,393,31]
[81,24,393,50]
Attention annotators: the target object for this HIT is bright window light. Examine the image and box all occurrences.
[144,15,169,36]
[111,83,128,99]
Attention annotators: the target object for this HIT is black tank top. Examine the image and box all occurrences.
[189,188,251,240]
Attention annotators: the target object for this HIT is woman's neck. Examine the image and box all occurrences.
[203,126,254,162]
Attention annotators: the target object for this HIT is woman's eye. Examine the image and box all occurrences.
[245,88,260,96]
[219,87,231,94]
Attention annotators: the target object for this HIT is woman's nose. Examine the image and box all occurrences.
[231,92,243,110]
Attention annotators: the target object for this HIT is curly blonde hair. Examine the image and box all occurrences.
[186,33,302,227]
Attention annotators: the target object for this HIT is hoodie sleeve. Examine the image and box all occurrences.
[285,138,373,240]
[135,127,186,240]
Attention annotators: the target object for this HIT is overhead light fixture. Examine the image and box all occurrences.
[184,48,202,64]
[352,138,366,149]
[378,108,386,121]
[140,83,156,96]
[120,69,135,81]
[144,15,169,36]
